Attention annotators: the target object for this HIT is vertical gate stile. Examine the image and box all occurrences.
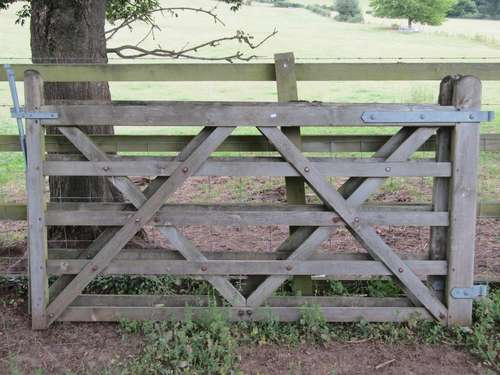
[24,70,49,330]
[446,76,482,326]
[429,76,453,295]
[274,52,313,296]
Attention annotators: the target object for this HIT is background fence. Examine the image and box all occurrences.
[0,61,498,220]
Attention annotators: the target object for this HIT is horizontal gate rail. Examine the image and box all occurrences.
[40,102,486,127]
[1,202,499,220]
[46,259,447,278]
[58,306,433,323]
[44,203,448,227]
[43,159,451,177]
[2,63,500,82]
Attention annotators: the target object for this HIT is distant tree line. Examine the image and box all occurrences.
[250,0,364,22]
[448,0,500,19]
[251,0,335,17]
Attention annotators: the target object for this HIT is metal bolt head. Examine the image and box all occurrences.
[238,310,245,317]
[246,310,253,316]
[91,265,98,272]
[398,267,404,273]
[439,313,446,320]
[201,266,208,272]
[102,166,110,171]
[332,217,341,224]
[286,265,293,271]
[354,217,360,223]
[182,167,189,173]
[49,313,55,318]
[135,218,141,223]
[469,114,475,120]
[304,166,310,173]
[420,114,425,120]
[385,167,391,172]
[370,114,376,121]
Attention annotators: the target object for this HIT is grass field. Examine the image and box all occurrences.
[0,0,499,202]
[0,4,499,374]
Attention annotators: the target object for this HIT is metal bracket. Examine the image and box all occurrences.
[4,64,27,164]
[451,284,489,299]
[362,111,495,124]
[10,107,58,119]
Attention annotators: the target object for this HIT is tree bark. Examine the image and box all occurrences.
[30,0,120,245]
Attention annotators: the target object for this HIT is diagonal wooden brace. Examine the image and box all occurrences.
[45,126,236,325]
[258,126,448,322]
[336,126,438,305]
[245,129,425,307]
[340,127,438,206]
[246,227,332,307]
[49,127,245,307]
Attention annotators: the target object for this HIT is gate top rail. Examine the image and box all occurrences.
[2,63,500,82]
[37,101,494,127]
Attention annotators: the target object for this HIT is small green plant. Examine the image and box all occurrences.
[298,304,331,344]
[120,307,240,375]
[366,279,402,297]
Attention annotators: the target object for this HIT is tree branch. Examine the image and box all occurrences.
[105,6,225,41]
[106,29,278,62]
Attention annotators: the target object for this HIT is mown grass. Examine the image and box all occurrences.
[0,2,499,375]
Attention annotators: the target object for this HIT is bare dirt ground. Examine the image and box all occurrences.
[0,298,486,375]
[239,342,484,375]
[0,295,142,374]
[0,178,498,374]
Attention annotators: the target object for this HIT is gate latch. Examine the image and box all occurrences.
[451,284,489,299]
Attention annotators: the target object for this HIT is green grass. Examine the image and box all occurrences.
[112,287,500,374]
[0,1,498,205]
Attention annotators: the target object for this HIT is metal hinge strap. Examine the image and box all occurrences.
[362,111,495,124]
[10,107,59,119]
[450,284,489,299]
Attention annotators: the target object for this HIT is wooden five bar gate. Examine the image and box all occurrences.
[18,60,494,329]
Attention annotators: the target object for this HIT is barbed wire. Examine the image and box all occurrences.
[2,55,500,62]
[2,103,500,106]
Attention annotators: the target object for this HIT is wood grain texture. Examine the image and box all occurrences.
[40,102,456,127]
[58,306,432,322]
[1,134,498,153]
[446,76,482,326]
[259,127,448,322]
[24,70,49,330]
[2,63,500,82]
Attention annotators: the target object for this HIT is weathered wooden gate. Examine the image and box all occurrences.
[23,67,493,329]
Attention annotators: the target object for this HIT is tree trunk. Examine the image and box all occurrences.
[30,0,120,246]
[408,18,413,29]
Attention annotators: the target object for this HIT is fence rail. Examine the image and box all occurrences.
[1,63,500,81]
[0,133,499,153]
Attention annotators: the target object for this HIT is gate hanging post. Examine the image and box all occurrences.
[274,52,313,296]
[24,70,49,330]
[446,75,482,326]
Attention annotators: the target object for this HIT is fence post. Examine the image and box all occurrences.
[25,70,49,329]
[274,52,312,296]
[446,75,481,326]
[429,77,453,294]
